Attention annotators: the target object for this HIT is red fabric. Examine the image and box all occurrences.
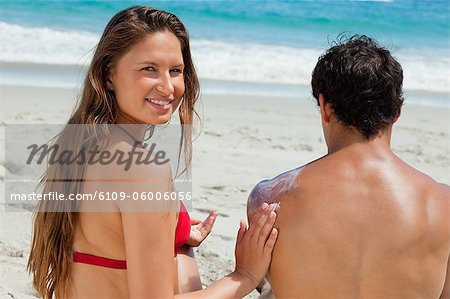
[174,201,191,254]
[72,202,191,269]
[72,251,127,269]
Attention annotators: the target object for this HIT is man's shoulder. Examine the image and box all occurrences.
[247,166,306,215]
[402,161,450,199]
[399,163,450,227]
[429,181,450,208]
[425,182,450,244]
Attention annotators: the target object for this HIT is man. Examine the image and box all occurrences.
[248,35,449,298]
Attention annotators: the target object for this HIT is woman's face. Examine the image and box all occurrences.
[109,30,185,124]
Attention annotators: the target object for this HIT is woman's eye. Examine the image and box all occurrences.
[170,68,183,74]
[142,66,156,72]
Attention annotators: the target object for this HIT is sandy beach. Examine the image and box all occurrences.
[0,82,449,298]
[1,0,449,297]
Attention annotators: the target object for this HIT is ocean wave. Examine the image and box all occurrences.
[351,0,394,2]
[1,22,448,93]
[191,39,322,86]
[0,22,97,65]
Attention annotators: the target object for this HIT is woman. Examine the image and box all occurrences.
[27,6,278,299]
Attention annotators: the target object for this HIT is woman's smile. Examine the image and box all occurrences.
[109,30,185,124]
[145,97,175,111]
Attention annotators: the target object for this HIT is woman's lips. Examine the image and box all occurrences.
[145,98,173,110]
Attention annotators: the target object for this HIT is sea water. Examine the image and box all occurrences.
[0,0,448,105]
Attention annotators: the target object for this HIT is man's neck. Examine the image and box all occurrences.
[327,128,392,155]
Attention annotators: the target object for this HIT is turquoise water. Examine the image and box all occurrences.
[1,0,449,49]
[0,0,449,98]
[0,0,450,49]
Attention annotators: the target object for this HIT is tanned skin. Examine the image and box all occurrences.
[248,95,450,298]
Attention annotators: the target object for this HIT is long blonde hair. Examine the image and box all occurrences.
[27,6,200,298]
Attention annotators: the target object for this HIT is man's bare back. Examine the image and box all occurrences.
[249,145,449,298]
[247,36,450,298]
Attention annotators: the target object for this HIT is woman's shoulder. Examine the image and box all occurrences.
[86,140,172,180]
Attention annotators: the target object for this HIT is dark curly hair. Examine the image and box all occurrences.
[311,35,404,139]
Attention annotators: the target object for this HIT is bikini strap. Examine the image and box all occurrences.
[72,250,127,270]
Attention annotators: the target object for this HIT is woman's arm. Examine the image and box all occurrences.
[177,246,203,293]
[119,160,278,298]
[122,208,177,297]
[178,205,278,298]
[118,160,178,297]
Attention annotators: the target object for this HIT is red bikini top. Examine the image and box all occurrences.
[173,201,191,254]
[72,202,191,269]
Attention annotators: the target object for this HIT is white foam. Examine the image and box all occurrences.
[0,22,97,65]
[396,49,450,93]
[1,22,449,93]
[192,39,322,86]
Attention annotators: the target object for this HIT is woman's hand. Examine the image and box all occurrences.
[233,203,278,288]
[186,210,218,247]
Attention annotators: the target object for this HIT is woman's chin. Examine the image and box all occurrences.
[145,117,171,125]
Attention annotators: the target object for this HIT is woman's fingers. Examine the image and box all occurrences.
[249,203,268,225]
[236,202,278,248]
[250,203,276,240]
[190,218,202,225]
[257,208,277,248]
[247,203,269,238]
[236,219,247,246]
[199,210,218,237]
[264,228,278,254]
[233,202,279,287]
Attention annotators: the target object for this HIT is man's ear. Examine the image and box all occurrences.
[319,94,332,123]
[393,107,402,124]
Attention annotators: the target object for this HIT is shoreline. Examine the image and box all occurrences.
[1,80,449,109]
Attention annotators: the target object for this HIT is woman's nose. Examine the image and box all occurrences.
[156,73,174,96]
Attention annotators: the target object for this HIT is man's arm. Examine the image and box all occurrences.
[438,184,450,299]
